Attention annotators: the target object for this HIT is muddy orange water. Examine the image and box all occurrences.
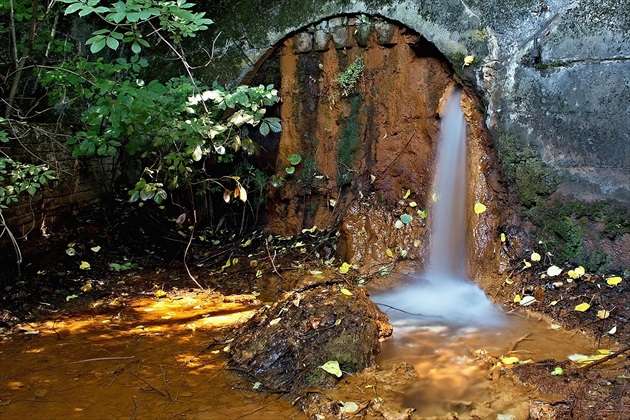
[0,291,305,419]
[0,289,608,419]
[378,314,603,419]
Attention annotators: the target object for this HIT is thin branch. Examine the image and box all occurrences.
[265,238,286,282]
[129,371,172,400]
[62,355,136,365]
[0,210,22,274]
[182,187,205,290]
[579,345,630,372]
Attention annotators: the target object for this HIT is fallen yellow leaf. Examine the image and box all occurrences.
[474,202,486,214]
[501,356,520,365]
[547,265,562,277]
[339,262,352,274]
[340,288,353,296]
[463,55,475,66]
[500,233,506,243]
[531,252,541,262]
[597,309,610,319]
[606,276,622,286]
[574,302,590,312]
[320,360,342,377]
[514,294,521,303]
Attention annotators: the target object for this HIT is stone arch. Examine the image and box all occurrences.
[244,14,510,286]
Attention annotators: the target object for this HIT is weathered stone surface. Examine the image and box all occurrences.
[293,32,313,53]
[229,278,391,392]
[331,26,350,49]
[355,23,373,47]
[374,20,397,45]
[313,30,331,51]
[204,0,629,205]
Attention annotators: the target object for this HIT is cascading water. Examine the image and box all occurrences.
[374,89,504,327]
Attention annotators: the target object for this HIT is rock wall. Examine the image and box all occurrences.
[1,123,112,248]
[194,0,628,271]
[252,19,510,283]
[199,0,628,204]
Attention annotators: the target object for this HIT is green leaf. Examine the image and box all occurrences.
[400,214,413,224]
[285,166,295,174]
[267,119,282,133]
[64,3,84,14]
[131,42,142,54]
[259,121,270,136]
[287,154,302,165]
[320,360,342,378]
[106,37,120,50]
[90,38,107,53]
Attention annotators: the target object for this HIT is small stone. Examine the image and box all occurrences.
[314,30,331,52]
[355,24,373,47]
[316,20,328,31]
[328,17,345,28]
[332,26,350,49]
[293,32,313,54]
[375,21,397,46]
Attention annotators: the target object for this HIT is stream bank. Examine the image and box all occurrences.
[1,209,628,419]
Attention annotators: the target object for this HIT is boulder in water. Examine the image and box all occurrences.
[229,276,392,392]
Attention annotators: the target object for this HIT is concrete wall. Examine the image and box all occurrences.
[195,0,629,203]
[1,123,112,242]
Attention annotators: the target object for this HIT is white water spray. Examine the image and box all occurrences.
[375,89,504,328]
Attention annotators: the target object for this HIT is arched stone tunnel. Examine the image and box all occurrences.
[196,1,629,272]
[239,16,513,287]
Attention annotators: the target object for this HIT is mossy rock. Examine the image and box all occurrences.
[229,277,392,392]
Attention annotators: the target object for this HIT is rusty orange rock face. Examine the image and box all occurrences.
[260,19,511,285]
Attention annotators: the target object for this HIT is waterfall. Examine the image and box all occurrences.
[428,89,467,278]
[374,89,504,327]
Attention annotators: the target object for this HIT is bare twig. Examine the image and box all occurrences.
[508,333,532,352]
[579,345,630,372]
[129,371,172,400]
[0,210,22,274]
[62,355,136,365]
[51,317,62,340]
[265,238,286,282]
[234,394,285,419]
[129,396,142,420]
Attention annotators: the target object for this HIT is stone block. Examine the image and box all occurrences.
[314,30,331,52]
[293,32,313,54]
[332,26,350,49]
[328,17,345,29]
[355,24,373,47]
[375,21,397,46]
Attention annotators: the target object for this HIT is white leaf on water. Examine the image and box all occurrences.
[320,360,342,377]
[519,296,537,306]
[547,265,562,277]
[340,401,359,414]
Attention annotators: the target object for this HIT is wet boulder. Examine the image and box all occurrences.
[229,277,392,392]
